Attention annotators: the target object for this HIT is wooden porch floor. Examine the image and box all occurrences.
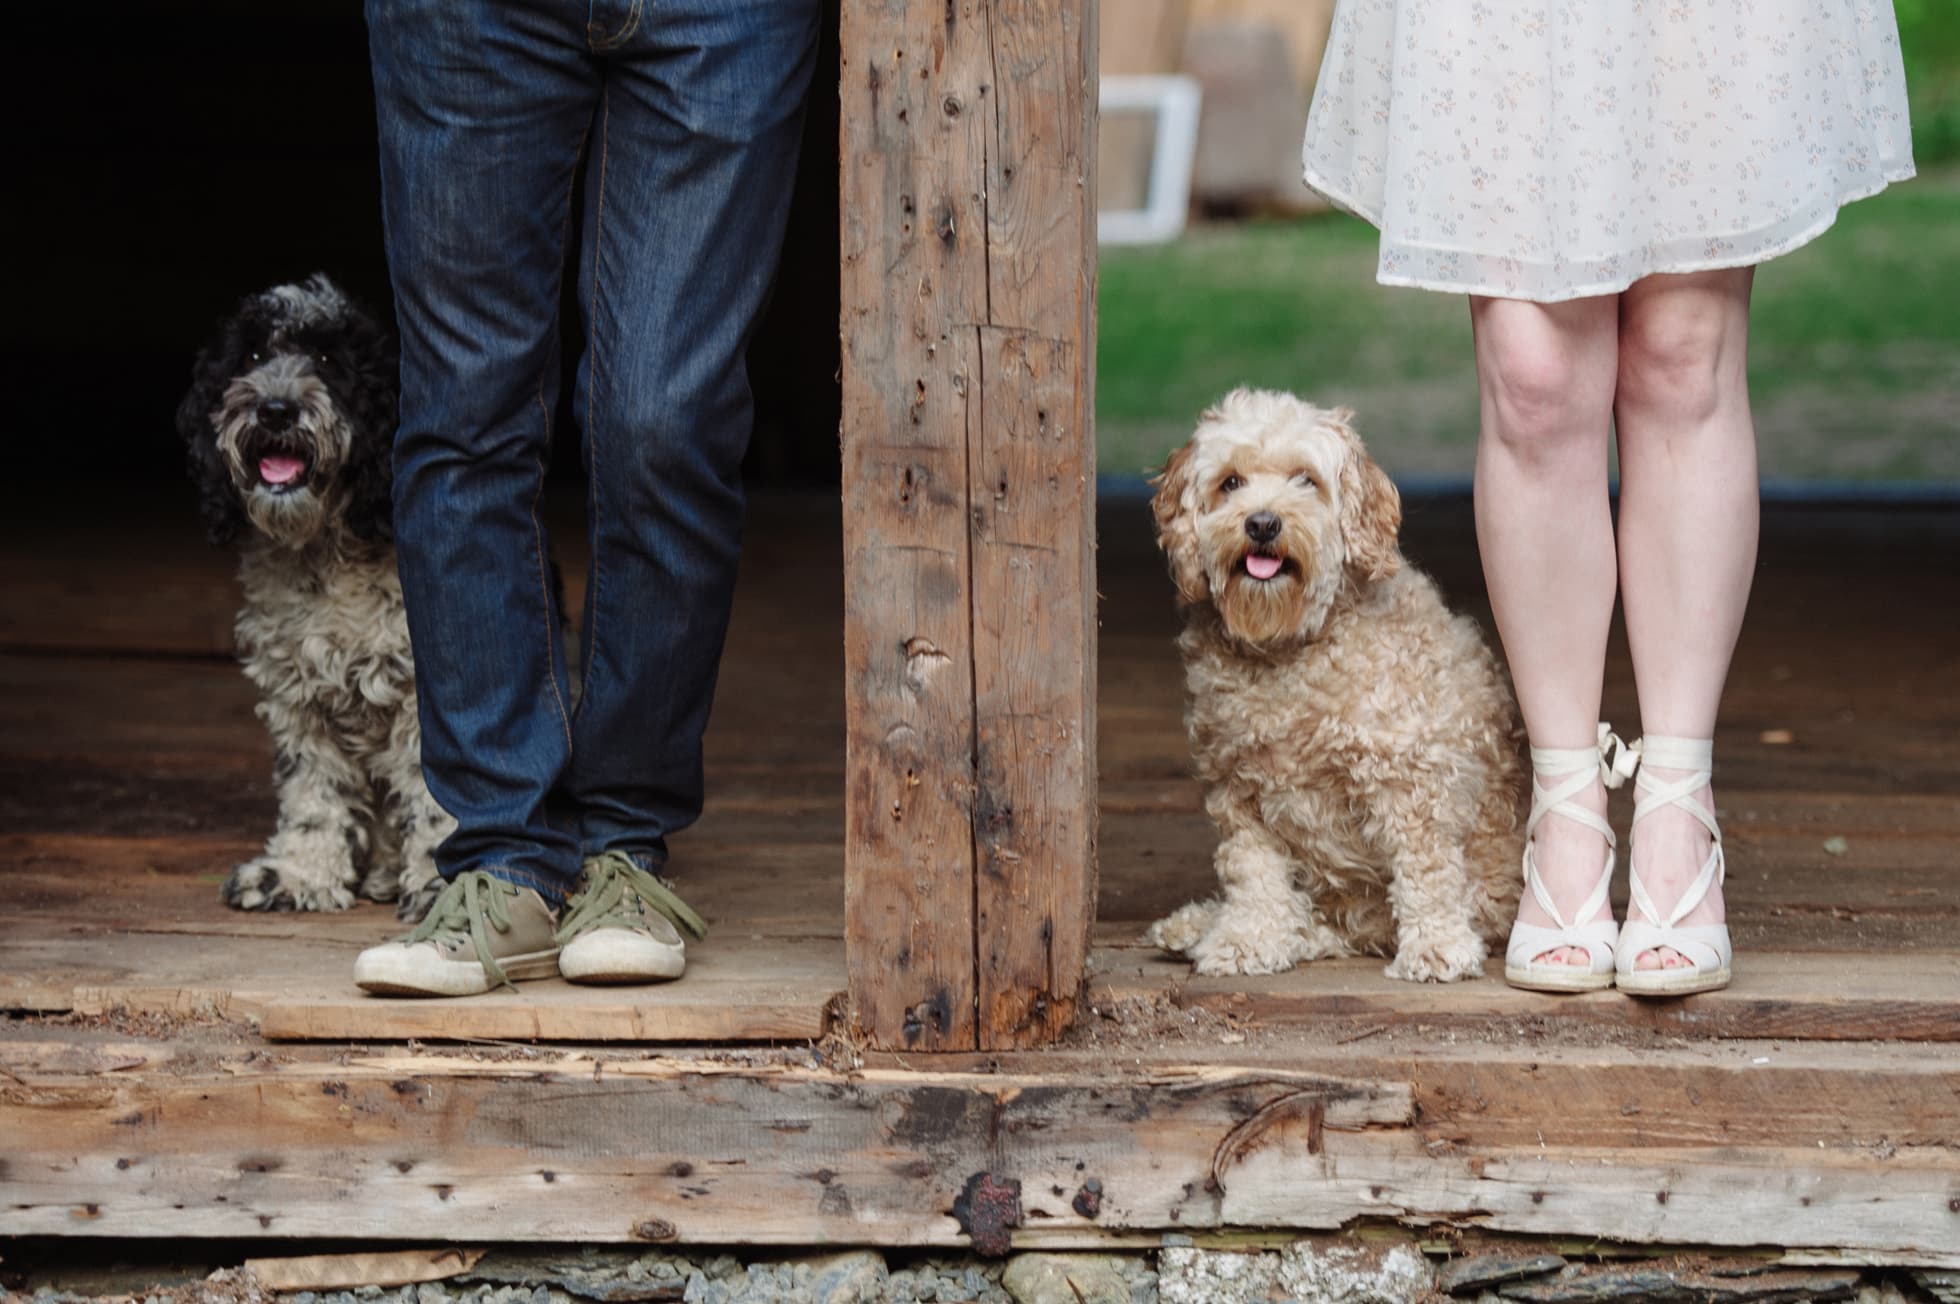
[3,488,1957,1258]
[4,490,1956,1042]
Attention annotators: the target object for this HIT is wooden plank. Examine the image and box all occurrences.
[0,655,265,770]
[0,1040,170,1074]
[244,1249,486,1292]
[0,516,239,657]
[837,0,993,1051]
[0,828,847,944]
[1218,1144,1958,1260]
[902,1036,1960,1153]
[0,926,838,1043]
[0,1052,1404,1244]
[966,0,1099,1050]
[839,0,1102,1051]
[1090,948,1960,1042]
[1092,804,1960,957]
[255,938,839,1042]
[10,913,1956,1044]
[5,829,1957,1042]
[4,1041,1956,1259]
[970,329,1098,1047]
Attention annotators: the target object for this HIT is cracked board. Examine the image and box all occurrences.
[1087,946,1960,1042]
[838,0,1100,1051]
[0,915,839,1043]
[2,1029,1955,1261]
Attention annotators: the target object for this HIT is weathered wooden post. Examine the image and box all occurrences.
[839,0,1099,1051]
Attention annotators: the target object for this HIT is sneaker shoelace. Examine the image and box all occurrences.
[402,871,523,991]
[555,849,708,945]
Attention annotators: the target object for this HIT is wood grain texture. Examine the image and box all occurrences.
[243,1249,485,1292]
[839,0,1101,1050]
[0,922,838,1043]
[1092,948,1960,1042]
[7,892,1959,1042]
[838,0,994,1052]
[963,0,1099,1054]
[970,327,1097,1046]
[5,1037,1956,1259]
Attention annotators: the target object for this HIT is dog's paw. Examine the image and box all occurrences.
[1384,933,1488,983]
[221,857,357,913]
[359,863,402,905]
[1188,919,1303,976]
[1144,900,1221,955]
[394,873,446,923]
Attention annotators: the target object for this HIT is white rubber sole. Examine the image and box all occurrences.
[559,929,686,985]
[1616,965,1732,997]
[1503,963,1616,994]
[354,945,561,997]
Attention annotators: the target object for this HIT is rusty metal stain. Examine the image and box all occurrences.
[951,1170,1021,1257]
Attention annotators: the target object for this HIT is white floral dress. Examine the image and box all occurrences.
[1301,0,1917,301]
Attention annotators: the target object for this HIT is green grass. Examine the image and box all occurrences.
[1097,170,1960,483]
[1899,0,1960,165]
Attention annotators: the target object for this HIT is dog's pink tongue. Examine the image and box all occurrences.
[259,456,305,485]
[1245,553,1283,580]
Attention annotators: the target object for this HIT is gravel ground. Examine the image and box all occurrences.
[12,1243,1955,1304]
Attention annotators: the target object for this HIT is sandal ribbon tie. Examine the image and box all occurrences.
[1507,723,1628,983]
[1599,725,1640,790]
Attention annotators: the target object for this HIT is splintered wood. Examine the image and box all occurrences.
[5,1038,1957,1260]
[839,0,1099,1051]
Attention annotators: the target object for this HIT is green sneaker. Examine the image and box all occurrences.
[556,850,708,985]
[353,870,561,997]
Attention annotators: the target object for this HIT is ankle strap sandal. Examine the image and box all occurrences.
[1615,734,1732,996]
[1504,723,1635,993]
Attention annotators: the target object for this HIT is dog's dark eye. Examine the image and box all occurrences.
[250,351,262,362]
[1220,474,1244,495]
[1293,471,1316,488]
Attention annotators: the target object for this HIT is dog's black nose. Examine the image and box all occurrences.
[258,398,297,430]
[1245,511,1282,544]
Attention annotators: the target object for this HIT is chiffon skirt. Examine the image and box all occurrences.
[1301,0,1917,301]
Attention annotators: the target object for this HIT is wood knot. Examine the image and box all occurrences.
[903,636,948,664]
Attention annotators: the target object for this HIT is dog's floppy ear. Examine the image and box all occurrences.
[1150,437,1210,605]
[1331,408,1401,583]
[176,331,248,546]
[336,296,400,545]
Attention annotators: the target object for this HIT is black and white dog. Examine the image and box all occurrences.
[178,274,448,921]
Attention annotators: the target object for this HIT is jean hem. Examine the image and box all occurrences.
[451,863,572,908]
[579,842,671,874]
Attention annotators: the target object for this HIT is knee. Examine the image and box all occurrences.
[1477,341,1608,464]
[1616,309,1736,425]
[600,378,749,490]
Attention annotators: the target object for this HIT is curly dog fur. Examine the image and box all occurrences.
[1143,389,1526,981]
[178,274,449,922]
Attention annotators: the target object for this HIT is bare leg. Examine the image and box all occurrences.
[1470,294,1622,966]
[1614,269,1757,970]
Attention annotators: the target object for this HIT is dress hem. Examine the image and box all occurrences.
[1302,163,1919,303]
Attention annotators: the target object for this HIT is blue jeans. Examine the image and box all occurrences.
[367,0,820,903]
